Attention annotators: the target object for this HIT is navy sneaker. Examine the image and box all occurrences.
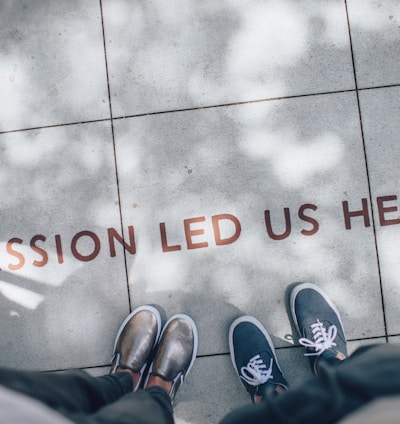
[290,283,348,374]
[229,316,288,403]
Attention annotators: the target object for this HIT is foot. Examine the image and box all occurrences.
[229,316,288,403]
[111,305,162,391]
[290,283,348,374]
[145,314,198,402]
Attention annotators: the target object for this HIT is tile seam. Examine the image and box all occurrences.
[0,90,365,136]
[3,85,400,136]
[111,89,357,121]
[48,333,392,372]
[99,0,132,312]
[344,0,388,341]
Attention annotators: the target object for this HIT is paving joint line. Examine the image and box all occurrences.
[99,0,132,312]
[344,0,388,342]
[2,84,400,136]
[48,333,393,373]
[111,88,358,121]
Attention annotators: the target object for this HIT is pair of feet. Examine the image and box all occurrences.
[111,307,198,402]
[230,283,348,403]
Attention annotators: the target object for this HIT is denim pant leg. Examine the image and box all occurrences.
[94,372,133,404]
[81,386,174,424]
[220,344,400,424]
[0,368,132,418]
[0,367,173,424]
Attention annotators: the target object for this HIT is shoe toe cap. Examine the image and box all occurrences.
[153,317,197,380]
[117,310,159,370]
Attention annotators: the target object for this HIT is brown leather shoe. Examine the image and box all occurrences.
[111,305,162,390]
[146,314,198,401]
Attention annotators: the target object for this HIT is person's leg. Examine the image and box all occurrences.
[0,367,172,424]
[221,282,383,424]
[0,368,127,416]
[0,305,162,421]
[83,314,198,424]
[0,308,197,424]
[77,384,174,424]
[221,343,400,424]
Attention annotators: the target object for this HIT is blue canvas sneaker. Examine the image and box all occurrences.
[290,283,348,374]
[229,316,288,403]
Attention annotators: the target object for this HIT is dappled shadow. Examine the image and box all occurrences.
[114,90,383,356]
[103,0,356,116]
[0,0,109,132]
[105,0,400,358]
[1,0,400,385]
[0,120,131,370]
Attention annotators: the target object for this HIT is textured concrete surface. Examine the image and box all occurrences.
[1,1,399,423]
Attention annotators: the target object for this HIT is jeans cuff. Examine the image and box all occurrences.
[145,386,174,422]
[96,372,133,404]
[112,372,134,394]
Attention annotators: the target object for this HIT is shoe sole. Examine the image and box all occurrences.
[113,305,162,354]
[159,313,199,378]
[228,315,285,382]
[290,282,346,339]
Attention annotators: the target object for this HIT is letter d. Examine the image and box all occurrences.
[212,214,241,246]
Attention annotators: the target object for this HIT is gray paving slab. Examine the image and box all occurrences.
[0,122,129,371]
[0,1,109,132]
[103,0,354,117]
[359,86,400,336]
[347,0,400,88]
[0,2,398,423]
[114,91,385,357]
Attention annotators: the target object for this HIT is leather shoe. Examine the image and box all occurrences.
[146,314,198,401]
[111,305,162,390]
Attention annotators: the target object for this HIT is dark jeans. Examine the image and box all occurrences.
[0,368,173,424]
[221,344,400,424]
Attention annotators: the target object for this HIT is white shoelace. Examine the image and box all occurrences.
[299,319,338,357]
[240,354,273,386]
